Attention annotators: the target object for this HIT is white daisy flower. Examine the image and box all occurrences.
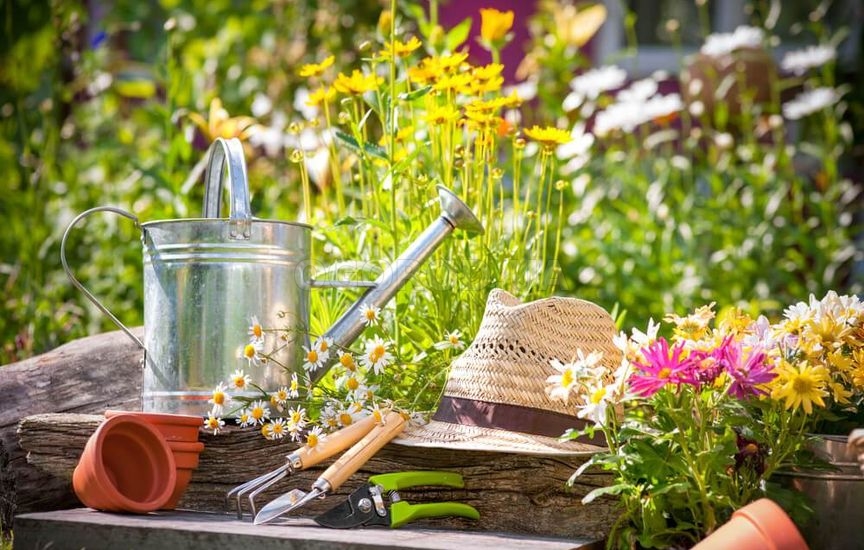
[593,93,683,136]
[287,405,308,432]
[208,382,231,416]
[247,315,265,343]
[577,383,612,427]
[242,339,265,366]
[320,404,341,431]
[336,407,361,427]
[700,25,764,57]
[204,414,225,435]
[338,351,358,372]
[545,359,578,403]
[305,426,328,452]
[359,303,381,326]
[433,329,466,350]
[360,336,394,375]
[556,122,595,175]
[781,45,836,75]
[352,383,379,403]
[271,386,291,412]
[302,343,324,372]
[236,408,253,428]
[264,418,287,440]
[249,399,270,426]
[782,87,839,120]
[314,336,333,364]
[229,369,252,391]
[369,403,387,425]
[567,65,627,101]
[288,372,301,398]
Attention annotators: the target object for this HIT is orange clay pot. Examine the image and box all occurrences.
[104,410,205,509]
[163,440,205,509]
[693,498,809,550]
[104,410,202,442]
[72,414,176,513]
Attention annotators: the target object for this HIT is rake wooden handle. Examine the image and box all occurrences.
[320,411,406,491]
[295,412,379,469]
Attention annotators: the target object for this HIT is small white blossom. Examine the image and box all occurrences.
[359,303,381,326]
[781,45,836,75]
[782,87,839,120]
[433,329,466,350]
[700,26,764,57]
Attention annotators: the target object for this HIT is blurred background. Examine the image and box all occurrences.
[1,0,862,364]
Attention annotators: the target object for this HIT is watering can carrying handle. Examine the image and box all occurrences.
[202,137,252,239]
[60,206,147,351]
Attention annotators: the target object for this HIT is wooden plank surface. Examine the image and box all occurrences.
[14,508,603,550]
[15,413,617,540]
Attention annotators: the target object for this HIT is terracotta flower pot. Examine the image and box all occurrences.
[72,414,176,513]
[104,410,202,442]
[163,440,205,509]
[693,498,808,550]
[104,410,205,509]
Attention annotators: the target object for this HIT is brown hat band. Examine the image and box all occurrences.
[431,395,605,446]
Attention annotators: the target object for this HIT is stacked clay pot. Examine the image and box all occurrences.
[72,414,177,513]
[104,410,204,509]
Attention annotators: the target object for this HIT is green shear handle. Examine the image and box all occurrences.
[390,500,481,528]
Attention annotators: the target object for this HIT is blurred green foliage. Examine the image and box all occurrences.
[1,0,862,367]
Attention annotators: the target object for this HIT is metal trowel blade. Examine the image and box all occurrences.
[253,488,318,525]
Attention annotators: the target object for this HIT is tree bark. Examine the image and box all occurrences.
[0,329,144,530]
[16,413,617,540]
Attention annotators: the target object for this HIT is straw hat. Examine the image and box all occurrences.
[394,289,621,456]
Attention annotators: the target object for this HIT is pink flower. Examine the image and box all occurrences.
[629,338,697,397]
[718,338,776,398]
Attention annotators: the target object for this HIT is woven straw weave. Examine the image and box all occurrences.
[394,289,622,455]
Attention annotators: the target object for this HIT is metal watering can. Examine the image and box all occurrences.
[61,137,483,416]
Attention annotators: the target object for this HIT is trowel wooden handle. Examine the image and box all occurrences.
[321,411,406,491]
[295,412,380,469]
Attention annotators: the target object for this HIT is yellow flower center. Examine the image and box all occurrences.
[346,376,360,391]
[449,334,460,345]
[792,377,814,394]
[307,433,319,448]
[271,422,284,435]
[658,367,672,379]
[233,376,245,389]
[340,353,356,370]
[365,309,377,321]
[339,412,353,426]
[277,390,288,401]
[261,424,272,438]
[212,391,225,405]
[560,369,574,388]
[307,349,319,363]
[590,387,607,404]
[244,344,256,359]
[373,409,384,424]
[252,324,263,338]
[252,407,264,420]
[290,378,299,391]
[319,340,329,352]
[291,411,303,424]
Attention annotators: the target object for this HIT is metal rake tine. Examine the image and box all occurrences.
[227,465,290,519]
[248,468,290,519]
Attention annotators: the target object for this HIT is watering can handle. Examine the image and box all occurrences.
[202,137,252,239]
[60,206,146,351]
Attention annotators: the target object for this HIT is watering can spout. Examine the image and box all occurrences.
[314,185,483,384]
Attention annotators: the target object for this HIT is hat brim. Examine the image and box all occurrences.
[392,418,606,456]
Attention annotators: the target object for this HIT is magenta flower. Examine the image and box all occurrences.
[718,339,776,398]
[629,338,697,397]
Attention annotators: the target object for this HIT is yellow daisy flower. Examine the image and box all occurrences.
[479,8,514,44]
[187,97,258,143]
[333,70,383,95]
[297,55,335,78]
[306,86,336,108]
[425,104,460,126]
[523,125,571,149]
[378,36,422,60]
[771,361,830,415]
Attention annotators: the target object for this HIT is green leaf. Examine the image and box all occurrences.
[334,130,389,161]
[582,484,627,504]
[444,17,472,52]
[398,85,433,102]
[334,216,359,227]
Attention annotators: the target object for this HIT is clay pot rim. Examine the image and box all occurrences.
[732,498,808,549]
[78,415,177,512]
[166,440,205,452]
[105,410,203,427]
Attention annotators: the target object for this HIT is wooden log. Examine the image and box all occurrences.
[0,329,143,530]
[16,413,617,541]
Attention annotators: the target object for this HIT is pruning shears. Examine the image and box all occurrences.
[314,471,480,529]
